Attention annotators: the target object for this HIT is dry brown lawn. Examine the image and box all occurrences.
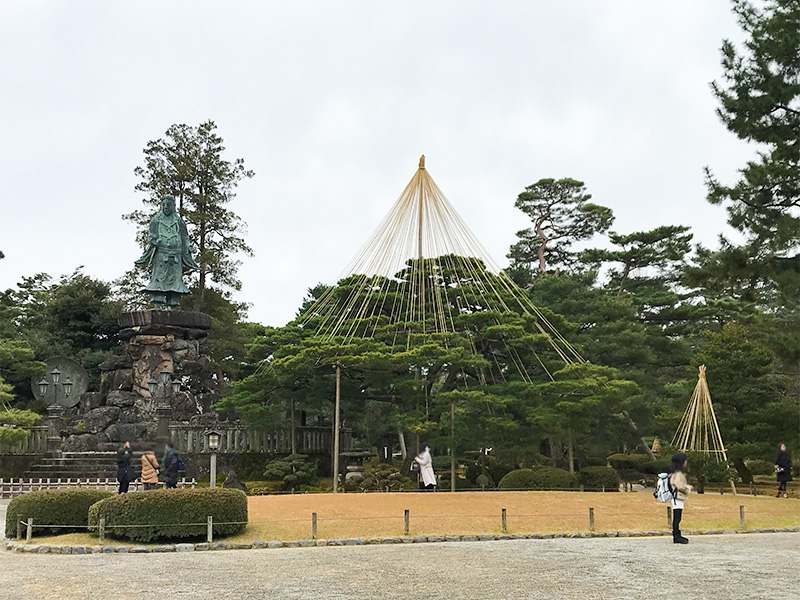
[29,490,799,546]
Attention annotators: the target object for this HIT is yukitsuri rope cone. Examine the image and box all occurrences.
[672,365,737,493]
[299,156,583,382]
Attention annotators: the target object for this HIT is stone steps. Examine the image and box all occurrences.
[22,451,158,480]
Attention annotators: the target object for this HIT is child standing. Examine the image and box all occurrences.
[669,452,693,544]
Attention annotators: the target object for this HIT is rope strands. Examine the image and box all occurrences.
[298,156,584,381]
[672,365,729,461]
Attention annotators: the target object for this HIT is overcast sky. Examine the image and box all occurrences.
[0,1,752,326]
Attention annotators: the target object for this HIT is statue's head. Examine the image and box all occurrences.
[160,194,177,216]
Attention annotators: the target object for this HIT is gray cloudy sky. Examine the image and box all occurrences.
[0,1,751,326]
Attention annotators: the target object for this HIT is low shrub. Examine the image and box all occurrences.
[5,488,113,538]
[498,467,578,490]
[744,459,774,476]
[263,454,320,491]
[578,466,620,491]
[246,481,283,495]
[607,453,650,471]
[88,488,247,542]
[358,463,414,492]
[641,460,671,475]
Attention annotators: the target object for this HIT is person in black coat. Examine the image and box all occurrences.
[774,443,792,498]
[116,441,135,494]
[161,442,180,489]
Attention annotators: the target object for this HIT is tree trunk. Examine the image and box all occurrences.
[567,428,575,475]
[535,217,549,275]
[549,437,569,470]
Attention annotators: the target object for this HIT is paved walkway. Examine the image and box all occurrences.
[1,531,797,600]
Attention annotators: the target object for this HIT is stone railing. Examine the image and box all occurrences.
[169,424,351,455]
[0,426,48,455]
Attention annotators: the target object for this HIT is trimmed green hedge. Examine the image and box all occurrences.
[88,488,248,542]
[607,453,650,471]
[498,467,578,490]
[5,489,114,538]
[578,466,620,491]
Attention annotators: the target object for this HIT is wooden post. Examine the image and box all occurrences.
[404,509,410,535]
[667,506,673,527]
[16,518,22,540]
[312,512,317,539]
[502,508,507,533]
[99,517,105,543]
[450,402,456,493]
[739,505,745,529]
[26,518,32,543]
[207,515,213,543]
[589,507,595,532]
[332,363,342,494]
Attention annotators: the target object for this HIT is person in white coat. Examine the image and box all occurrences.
[415,444,437,491]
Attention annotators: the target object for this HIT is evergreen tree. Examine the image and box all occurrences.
[507,178,613,282]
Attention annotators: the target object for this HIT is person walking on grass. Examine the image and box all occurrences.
[775,443,792,498]
[669,451,693,544]
[116,441,135,494]
[414,443,437,491]
[141,446,159,490]
[162,441,180,489]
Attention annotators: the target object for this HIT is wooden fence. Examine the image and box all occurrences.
[0,477,197,499]
[169,424,349,455]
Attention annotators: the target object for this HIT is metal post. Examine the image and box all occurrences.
[450,402,456,493]
[404,509,410,535]
[210,453,217,489]
[99,517,105,543]
[502,508,507,533]
[667,506,673,527]
[312,512,317,539]
[207,515,213,543]
[589,507,595,532]
[332,363,342,494]
[739,505,745,529]
[26,518,32,543]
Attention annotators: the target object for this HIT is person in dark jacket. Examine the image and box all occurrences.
[775,443,792,498]
[161,442,180,489]
[116,441,135,494]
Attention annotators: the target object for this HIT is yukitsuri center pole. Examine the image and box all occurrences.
[450,402,456,493]
[332,363,342,493]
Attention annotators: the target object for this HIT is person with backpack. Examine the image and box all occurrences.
[669,452,693,544]
[774,443,792,498]
[161,441,183,489]
[116,441,135,494]
[140,446,160,490]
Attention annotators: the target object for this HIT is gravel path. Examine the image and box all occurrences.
[1,532,797,600]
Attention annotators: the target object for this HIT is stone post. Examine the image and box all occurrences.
[156,404,172,445]
[46,405,64,456]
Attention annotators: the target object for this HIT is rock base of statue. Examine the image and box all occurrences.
[58,309,220,453]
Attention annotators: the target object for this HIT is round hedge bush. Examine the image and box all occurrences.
[578,466,620,491]
[88,488,248,542]
[498,467,578,490]
[5,488,114,539]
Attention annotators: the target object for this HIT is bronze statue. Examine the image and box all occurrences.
[135,195,199,307]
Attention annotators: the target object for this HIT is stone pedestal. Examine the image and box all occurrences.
[59,309,219,453]
[46,405,64,456]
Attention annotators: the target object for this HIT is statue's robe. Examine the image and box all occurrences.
[135,211,199,305]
